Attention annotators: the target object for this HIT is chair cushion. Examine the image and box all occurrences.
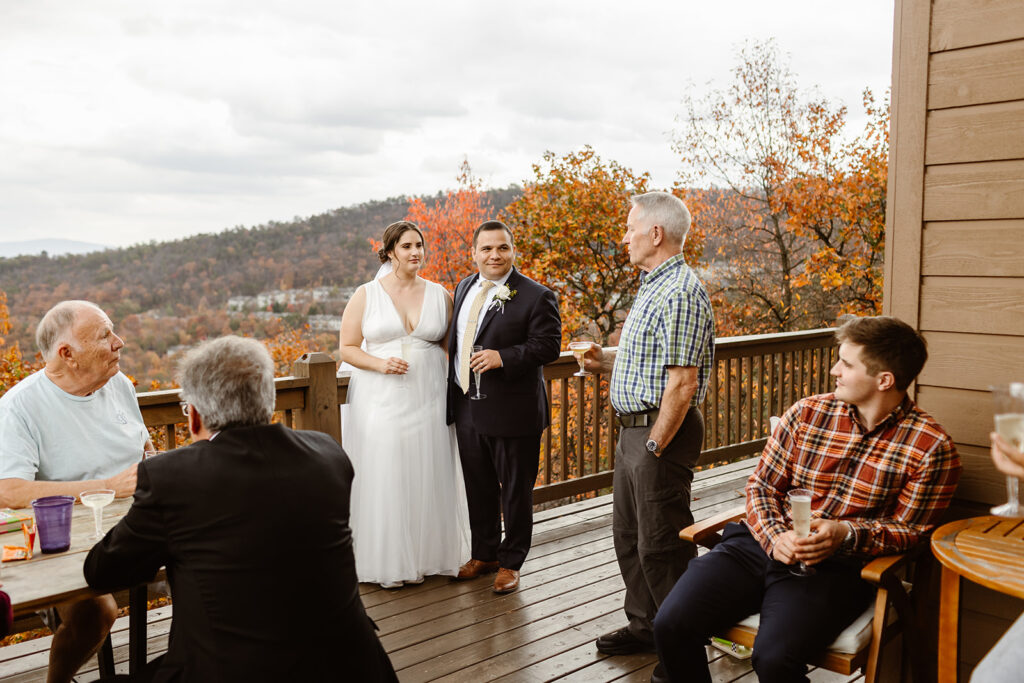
[735,576,908,657]
[736,604,873,655]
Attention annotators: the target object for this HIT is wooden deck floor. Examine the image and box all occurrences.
[0,458,863,682]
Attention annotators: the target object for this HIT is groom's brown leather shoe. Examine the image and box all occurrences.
[492,568,519,593]
[456,559,500,580]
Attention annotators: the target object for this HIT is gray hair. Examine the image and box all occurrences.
[36,300,101,360]
[630,191,692,247]
[177,336,276,431]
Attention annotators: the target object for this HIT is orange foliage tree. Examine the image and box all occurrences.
[399,160,493,293]
[262,324,331,376]
[674,40,888,335]
[504,146,701,346]
[784,92,888,317]
[0,291,43,397]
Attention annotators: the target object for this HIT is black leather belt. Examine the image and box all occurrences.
[617,409,659,428]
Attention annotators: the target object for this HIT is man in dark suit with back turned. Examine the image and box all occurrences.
[84,336,397,682]
[447,220,561,594]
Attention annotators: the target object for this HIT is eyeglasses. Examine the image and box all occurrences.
[180,402,190,416]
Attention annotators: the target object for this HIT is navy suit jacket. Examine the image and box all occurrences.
[446,267,561,437]
[84,424,396,683]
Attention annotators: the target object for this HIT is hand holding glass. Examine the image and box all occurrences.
[788,488,816,576]
[80,489,116,541]
[991,383,1024,517]
[568,341,592,377]
[469,345,486,400]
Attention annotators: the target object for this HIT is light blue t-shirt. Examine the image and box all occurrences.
[0,370,148,482]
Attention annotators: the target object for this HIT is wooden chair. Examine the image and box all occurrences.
[680,508,928,683]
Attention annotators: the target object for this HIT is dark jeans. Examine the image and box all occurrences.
[612,407,703,642]
[653,523,873,683]
[454,395,541,571]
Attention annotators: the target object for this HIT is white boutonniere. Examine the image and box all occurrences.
[488,284,517,314]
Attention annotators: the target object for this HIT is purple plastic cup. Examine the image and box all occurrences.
[31,495,76,554]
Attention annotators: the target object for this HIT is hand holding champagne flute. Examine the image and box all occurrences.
[469,345,486,400]
[788,488,815,576]
[991,383,1024,517]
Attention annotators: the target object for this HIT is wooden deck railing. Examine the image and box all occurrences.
[136,329,837,506]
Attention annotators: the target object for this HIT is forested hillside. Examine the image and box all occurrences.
[0,189,520,342]
[0,188,520,385]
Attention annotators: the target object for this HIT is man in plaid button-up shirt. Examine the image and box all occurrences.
[584,192,714,663]
[652,316,961,683]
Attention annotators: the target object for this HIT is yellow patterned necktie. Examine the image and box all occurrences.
[459,280,496,393]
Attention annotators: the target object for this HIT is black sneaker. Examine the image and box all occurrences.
[596,626,655,655]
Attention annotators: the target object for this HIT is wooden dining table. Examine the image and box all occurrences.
[1,497,152,675]
[930,515,1024,683]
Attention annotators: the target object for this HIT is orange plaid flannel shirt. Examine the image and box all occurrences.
[745,394,961,557]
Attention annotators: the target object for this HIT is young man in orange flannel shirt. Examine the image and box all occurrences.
[652,316,962,683]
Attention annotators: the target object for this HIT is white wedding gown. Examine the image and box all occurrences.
[343,278,471,585]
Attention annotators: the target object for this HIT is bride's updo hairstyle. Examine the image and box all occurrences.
[378,221,425,263]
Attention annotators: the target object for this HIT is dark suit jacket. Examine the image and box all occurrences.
[84,423,396,683]
[446,267,561,436]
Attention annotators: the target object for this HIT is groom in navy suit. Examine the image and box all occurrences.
[447,220,561,593]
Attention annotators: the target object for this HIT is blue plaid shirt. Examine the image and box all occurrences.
[610,254,715,414]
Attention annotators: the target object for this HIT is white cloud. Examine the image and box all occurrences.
[0,0,894,247]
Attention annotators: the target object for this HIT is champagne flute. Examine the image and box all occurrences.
[400,338,412,387]
[469,345,486,400]
[80,489,116,541]
[788,488,816,576]
[991,383,1024,517]
[568,341,592,377]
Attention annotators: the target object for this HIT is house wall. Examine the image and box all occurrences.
[885,0,1024,505]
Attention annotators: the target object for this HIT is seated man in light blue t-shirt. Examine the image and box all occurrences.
[0,300,152,683]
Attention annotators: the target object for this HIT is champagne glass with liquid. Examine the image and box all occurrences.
[788,488,816,576]
[991,383,1024,517]
[80,489,116,541]
[469,345,486,400]
[568,341,592,377]
[400,338,412,387]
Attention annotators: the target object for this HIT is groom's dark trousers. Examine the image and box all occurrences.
[454,391,542,570]
[447,266,561,571]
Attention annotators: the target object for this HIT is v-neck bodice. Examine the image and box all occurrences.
[361,279,448,353]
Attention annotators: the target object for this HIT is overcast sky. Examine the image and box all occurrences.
[0,0,895,250]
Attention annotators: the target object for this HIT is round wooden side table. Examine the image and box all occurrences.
[931,516,1024,682]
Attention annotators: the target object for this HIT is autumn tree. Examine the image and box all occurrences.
[784,92,888,317]
[0,291,42,397]
[504,147,700,345]
[398,160,494,293]
[261,324,332,376]
[674,40,887,335]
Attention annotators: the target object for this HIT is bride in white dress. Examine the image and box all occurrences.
[339,221,470,588]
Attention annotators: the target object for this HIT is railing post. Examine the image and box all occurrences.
[292,352,341,444]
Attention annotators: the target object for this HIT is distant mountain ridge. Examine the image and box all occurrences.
[0,239,109,259]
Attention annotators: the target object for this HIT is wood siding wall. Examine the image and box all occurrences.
[886,0,1024,505]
